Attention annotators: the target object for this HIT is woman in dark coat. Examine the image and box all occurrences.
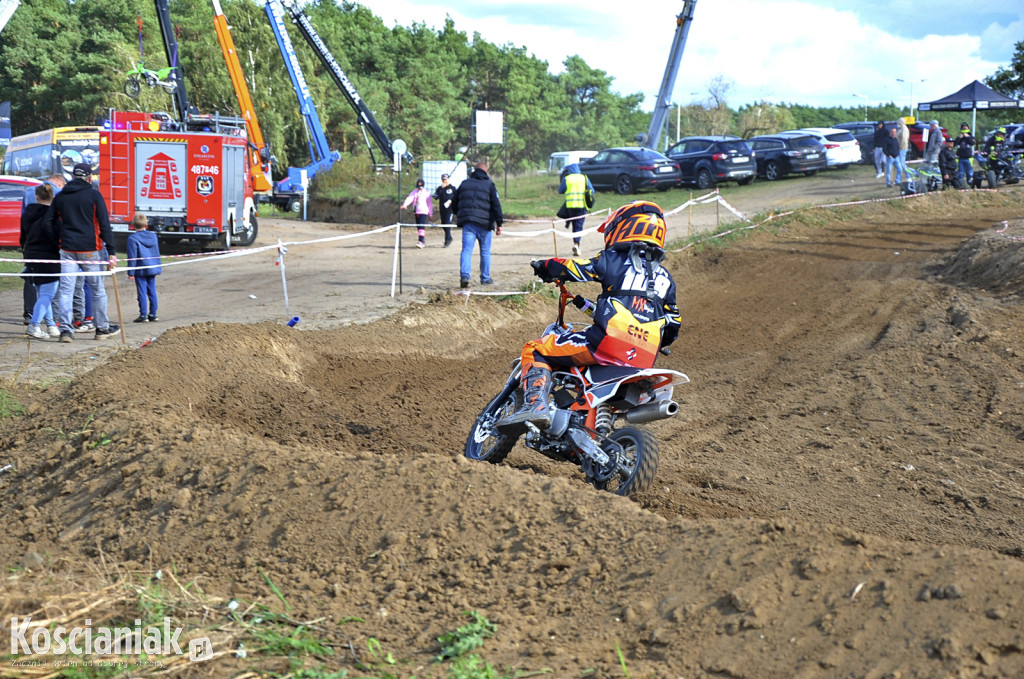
[21,183,62,339]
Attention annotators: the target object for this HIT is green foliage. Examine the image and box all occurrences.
[0,390,26,419]
[986,40,1024,99]
[435,611,496,662]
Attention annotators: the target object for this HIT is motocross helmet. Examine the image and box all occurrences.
[598,200,667,252]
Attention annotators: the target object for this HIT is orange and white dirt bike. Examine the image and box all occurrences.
[465,283,689,498]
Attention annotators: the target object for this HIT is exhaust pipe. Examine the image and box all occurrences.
[625,400,679,424]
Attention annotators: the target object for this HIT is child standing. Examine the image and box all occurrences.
[126,214,162,322]
[400,178,434,248]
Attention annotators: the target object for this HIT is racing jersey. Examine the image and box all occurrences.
[540,249,681,368]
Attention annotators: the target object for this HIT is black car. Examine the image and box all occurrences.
[833,121,879,163]
[746,133,828,180]
[665,135,756,189]
[579,147,681,195]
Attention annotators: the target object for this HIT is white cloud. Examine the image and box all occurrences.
[357,0,1015,111]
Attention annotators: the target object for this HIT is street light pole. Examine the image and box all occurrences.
[896,78,925,119]
[852,93,868,121]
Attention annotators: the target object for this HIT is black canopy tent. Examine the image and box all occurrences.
[918,80,1022,134]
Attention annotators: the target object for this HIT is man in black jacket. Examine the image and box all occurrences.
[432,173,456,248]
[882,127,901,188]
[953,123,975,187]
[452,162,503,289]
[49,163,118,342]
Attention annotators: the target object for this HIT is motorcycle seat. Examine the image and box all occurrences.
[586,365,639,384]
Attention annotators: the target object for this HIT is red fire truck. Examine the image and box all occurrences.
[98,110,258,249]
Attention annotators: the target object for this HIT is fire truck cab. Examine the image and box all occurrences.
[98,110,258,249]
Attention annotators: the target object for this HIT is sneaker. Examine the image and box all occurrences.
[416,241,425,249]
[23,313,31,326]
[876,172,884,178]
[147,315,158,322]
[572,244,582,257]
[481,279,494,286]
[133,316,148,323]
[59,331,74,343]
[443,239,453,248]
[460,277,469,289]
[46,325,60,338]
[76,321,96,333]
[26,325,47,339]
[94,327,115,339]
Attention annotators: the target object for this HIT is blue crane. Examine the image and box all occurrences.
[262,0,340,202]
[643,1,697,152]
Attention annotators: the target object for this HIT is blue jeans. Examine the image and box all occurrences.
[58,250,109,331]
[958,158,974,184]
[30,281,58,327]
[460,223,493,283]
[134,275,158,316]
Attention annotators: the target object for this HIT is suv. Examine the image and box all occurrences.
[833,122,878,163]
[664,135,756,189]
[792,128,861,169]
[0,175,42,247]
[746,133,828,180]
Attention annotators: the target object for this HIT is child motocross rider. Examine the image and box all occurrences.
[498,200,681,436]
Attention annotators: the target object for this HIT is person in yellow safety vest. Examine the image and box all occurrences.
[558,163,595,257]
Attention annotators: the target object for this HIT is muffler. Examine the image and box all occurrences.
[625,400,679,424]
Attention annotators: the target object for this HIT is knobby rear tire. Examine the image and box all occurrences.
[595,427,660,498]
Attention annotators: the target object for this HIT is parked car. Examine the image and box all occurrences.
[0,175,41,248]
[579,147,680,194]
[664,135,756,189]
[791,128,861,169]
[907,121,948,160]
[746,133,828,181]
[833,121,877,163]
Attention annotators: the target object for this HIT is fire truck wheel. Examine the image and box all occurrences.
[234,214,258,247]
[287,197,301,214]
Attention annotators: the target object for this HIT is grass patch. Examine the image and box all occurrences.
[0,248,25,293]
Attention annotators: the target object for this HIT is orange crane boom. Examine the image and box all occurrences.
[211,0,273,193]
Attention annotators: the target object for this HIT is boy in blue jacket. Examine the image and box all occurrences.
[126,214,162,322]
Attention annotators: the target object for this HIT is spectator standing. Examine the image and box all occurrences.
[558,163,594,257]
[895,118,911,183]
[924,120,943,165]
[400,178,434,248]
[432,174,456,248]
[953,123,976,187]
[872,121,887,178]
[49,162,117,342]
[452,162,503,289]
[883,127,901,188]
[21,184,61,339]
[20,173,65,325]
[126,213,161,322]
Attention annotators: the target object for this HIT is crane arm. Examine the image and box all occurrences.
[154,0,194,122]
[645,1,697,152]
[211,0,272,193]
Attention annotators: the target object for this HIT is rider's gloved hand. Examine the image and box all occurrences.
[531,260,555,283]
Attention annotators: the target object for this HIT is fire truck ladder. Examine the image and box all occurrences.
[279,0,411,168]
[262,0,340,195]
[103,127,134,222]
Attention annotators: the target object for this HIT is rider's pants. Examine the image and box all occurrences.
[521,330,597,375]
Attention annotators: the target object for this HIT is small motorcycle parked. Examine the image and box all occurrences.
[465,283,689,499]
[971,149,1024,189]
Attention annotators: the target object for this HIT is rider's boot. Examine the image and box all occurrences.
[497,366,553,435]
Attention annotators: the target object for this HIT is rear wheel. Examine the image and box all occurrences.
[737,176,754,186]
[160,82,177,95]
[615,174,634,195]
[232,213,258,247]
[764,160,780,181]
[987,169,999,189]
[592,427,660,498]
[124,77,141,99]
[287,197,302,213]
[465,387,521,464]
[695,168,713,190]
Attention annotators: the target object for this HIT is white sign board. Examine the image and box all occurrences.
[475,110,504,145]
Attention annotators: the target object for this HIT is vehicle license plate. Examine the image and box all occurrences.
[806,153,819,159]
[111,223,130,233]
[733,156,748,163]
[656,165,673,173]
[191,226,218,234]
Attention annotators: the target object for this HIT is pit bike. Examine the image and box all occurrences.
[124,62,178,99]
[465,283,689,499]
[971,149,1023,189]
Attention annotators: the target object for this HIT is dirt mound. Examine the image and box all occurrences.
[309,196,399,225]
[933,217,1024,298]
[3,190,1024,677]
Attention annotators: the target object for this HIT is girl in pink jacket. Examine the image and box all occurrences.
[401,179,434,248]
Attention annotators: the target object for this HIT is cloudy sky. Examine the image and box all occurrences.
[359,0,1021,112]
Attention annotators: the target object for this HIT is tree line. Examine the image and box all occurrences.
[2,2,1022,177]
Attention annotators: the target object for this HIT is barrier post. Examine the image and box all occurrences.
[688,192,693,238]
[551,221,558,257]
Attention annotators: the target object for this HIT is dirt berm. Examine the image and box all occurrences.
[2,189,1024,678]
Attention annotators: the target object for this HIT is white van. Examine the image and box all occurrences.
[546,150,597,175]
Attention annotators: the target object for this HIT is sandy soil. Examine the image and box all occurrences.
[2,170,1024,678]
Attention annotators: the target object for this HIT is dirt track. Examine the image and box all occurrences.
[2,174,1024,678]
